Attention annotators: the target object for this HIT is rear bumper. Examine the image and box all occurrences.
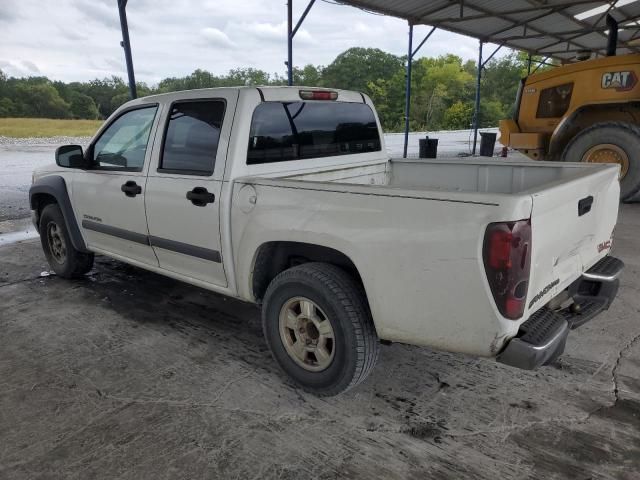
[497,255,623,370]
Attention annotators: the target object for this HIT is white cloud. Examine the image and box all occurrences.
[0,59,39,77]
[21,60,40,73]
[72,0,120,30]
[229,21,314,45]
[201,27,236,48]
[0,0,505,83]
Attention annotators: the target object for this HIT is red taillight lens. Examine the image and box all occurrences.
[483,219,531,320]
[299,90,338,100]
[487,229,513,269]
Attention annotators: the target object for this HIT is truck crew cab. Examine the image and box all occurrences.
[30,86,623,395]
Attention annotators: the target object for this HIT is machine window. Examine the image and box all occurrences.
[92,106,157,171]
[160,100,226,175]
[536,83,574,118]
[247,101,381,165]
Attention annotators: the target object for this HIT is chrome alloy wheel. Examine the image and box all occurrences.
[46,222,66,264]
[278,297,335,372]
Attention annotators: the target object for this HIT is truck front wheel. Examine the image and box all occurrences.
[562,121,640,202]
[262,262,379,396]
[39,204,94,278]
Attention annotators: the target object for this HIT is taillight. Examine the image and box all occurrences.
[483,219,531,320]
[299,90,338,101]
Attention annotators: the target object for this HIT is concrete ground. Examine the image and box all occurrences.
[0,203,639,479]
[0,134,636,478]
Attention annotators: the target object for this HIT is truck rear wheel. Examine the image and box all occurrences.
[262,262,379,396]
[39,204,94,278]
[562,122,640,202]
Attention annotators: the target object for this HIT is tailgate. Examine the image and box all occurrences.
[525,164,620,316]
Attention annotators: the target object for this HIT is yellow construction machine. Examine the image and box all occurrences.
[500,16,640,202]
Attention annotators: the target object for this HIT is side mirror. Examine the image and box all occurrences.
[55,145,86,168]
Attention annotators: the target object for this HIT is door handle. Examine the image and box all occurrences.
[121,180,142,197]
[186,187,215,207]
[578,195,594,216]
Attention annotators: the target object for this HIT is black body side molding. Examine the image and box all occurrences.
[82,220,222,263]
[29,175,89,252]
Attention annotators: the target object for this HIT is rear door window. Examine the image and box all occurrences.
[160,100,226,175]
[247,101,381,165]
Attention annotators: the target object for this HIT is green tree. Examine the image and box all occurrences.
[479,99,506,128]
[322,47,404,92]
[226,68,271,86]
[0,47,541,128]
[15,83,71,118]
[481,53,526,118]
[409,55,475,130]
[443,101,474,130]
[110,92,130,113]
[69,91,99,119]
[367,74,405,131]
[0,97,16,116]
[293,64,323,86]
[83,77,129,118]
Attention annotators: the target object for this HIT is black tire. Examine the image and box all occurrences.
[39,204,94,278]
[262,262,379,396]
[562,121,640,202]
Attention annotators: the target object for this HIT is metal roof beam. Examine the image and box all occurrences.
[498,28,601,42]
[481,44,503,68]
[411,26,436,58]
[531,56,550,74]
[337,0,640,62]
[526,0,640,54]
[441,1,594,52]
[291,0,316,38]
[431,0,598,25]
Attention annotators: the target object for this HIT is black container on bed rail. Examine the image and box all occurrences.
[418,137,438,158]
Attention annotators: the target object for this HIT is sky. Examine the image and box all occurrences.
[0,0,504,85]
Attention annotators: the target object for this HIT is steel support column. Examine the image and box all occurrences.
[402,25,436,158]
[117,0,137,99]
[287,0,316,86]
[287,1,293,85]
[472,40,483,156]
[403,23,414,159]
[527,53,532,75]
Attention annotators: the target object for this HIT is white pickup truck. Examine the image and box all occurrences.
[30,86,623,395]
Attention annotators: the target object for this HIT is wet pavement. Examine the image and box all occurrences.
[0,203,638,479]
[1,130,634,479]
[0,144,62,222]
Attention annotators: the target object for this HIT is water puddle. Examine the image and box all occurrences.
[0,228,39,246]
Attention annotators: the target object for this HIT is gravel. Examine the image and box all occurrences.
[0,136,92,147]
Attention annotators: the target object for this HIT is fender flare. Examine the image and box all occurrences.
[548,101,640,159]
[29,175,89,252]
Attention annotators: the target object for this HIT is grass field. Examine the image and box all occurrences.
[0,118,104,138]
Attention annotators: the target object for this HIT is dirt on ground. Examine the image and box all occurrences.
[0,206,639,479]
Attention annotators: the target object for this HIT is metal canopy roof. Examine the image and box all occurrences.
[337,1,640,62]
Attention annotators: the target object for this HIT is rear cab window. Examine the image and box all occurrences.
[247,101,381,165]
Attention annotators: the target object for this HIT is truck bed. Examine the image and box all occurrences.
[232,157,619,357]
[281,157,616,196]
